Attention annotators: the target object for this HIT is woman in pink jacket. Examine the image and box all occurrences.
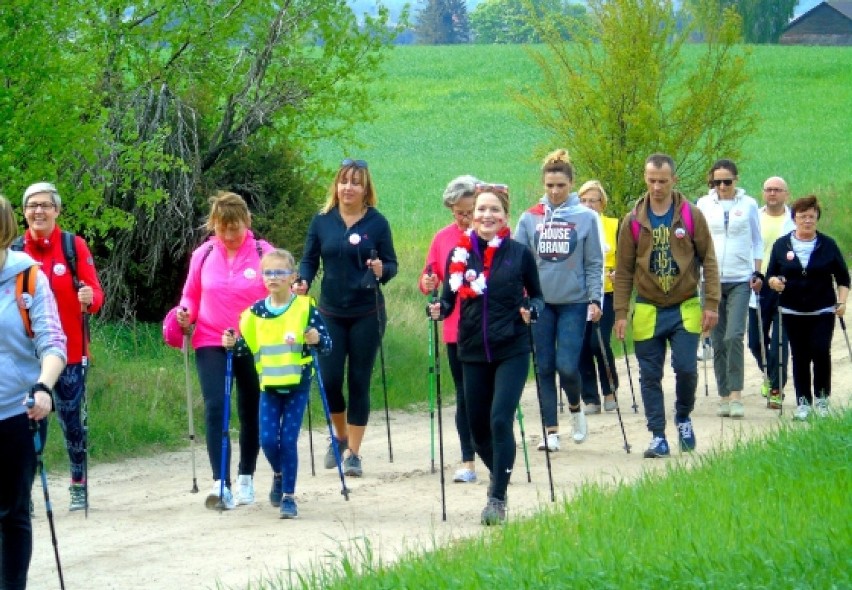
[175,192,273,510]
[419,175,479,483]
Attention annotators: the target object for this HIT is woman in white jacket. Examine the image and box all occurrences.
[696,159,763,418]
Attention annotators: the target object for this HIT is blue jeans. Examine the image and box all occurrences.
[580,293,619,405]
[747,285,789,391]
[260,381,310,495]
[633,304,699,435]
[532,303,587,429]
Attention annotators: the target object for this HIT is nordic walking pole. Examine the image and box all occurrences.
[754,294,771,409]
[307,391,315,476]
[525,302,555,502]
[596,324,630,454]
[183,331,199,493]
[311,347,350,500]
[702,331,710,398]
[777,308,785,416]
[839,316,852,363]
[428,273,447,520]
[213,332,234,512]
[81,308,91,516]
[426,264,437,474]
[370,249,393,463]
[558,385,565,414]
[620,340,639,413]
[515,404,531,483]
[27,396,67,590]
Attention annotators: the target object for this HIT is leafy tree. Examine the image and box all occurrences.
[470,0,586,44]
[685,0,797,44]
[415,0,471,44]
[0,0,399,320]
[517,0,756,214]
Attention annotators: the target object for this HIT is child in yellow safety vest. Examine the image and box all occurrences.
[223,249,331,519]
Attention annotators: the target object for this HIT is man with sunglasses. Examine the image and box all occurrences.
[747,177,795,409]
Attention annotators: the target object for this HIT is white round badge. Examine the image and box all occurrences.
[244,268,257,280]
[53,263,67,276]
[786,251,794,261]
[674,228,686,239]
[349,233,361,245]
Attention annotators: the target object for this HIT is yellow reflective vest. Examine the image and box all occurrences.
[239,295,313,390]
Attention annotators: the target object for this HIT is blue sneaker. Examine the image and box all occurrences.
[675,416,696,452]
[280,495,298,519]
[643,436,670,458]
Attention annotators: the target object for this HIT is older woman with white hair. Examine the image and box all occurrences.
[420,175,480,483]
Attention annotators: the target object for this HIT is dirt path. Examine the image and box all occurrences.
[29,332,852,590]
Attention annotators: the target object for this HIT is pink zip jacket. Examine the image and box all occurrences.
[179,230,274,349]
[420,223,465,344]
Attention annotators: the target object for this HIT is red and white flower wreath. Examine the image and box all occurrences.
[448,228,509,299]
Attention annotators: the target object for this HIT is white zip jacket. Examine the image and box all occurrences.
[696,188,762,283]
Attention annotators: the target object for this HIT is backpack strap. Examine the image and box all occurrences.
[10,235,25,252]
[16,265,38,339]
[629,209,641,244]
[61,231,79,288]
[680,200,695,238]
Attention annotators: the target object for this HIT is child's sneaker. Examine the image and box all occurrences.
[235,474,255,506]
[269,473,283,506]
[480,497,507,526]
[675,416,696,452]
[643,436,670,458]
[452,468,477,483]
[536,432,561,452]
[793,398,811,421]
[814,397,830,418]
[69,482,87,512]
[205,480,235,510]
[280,495,298,519]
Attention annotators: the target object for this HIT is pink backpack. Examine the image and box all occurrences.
[629,200,694,243]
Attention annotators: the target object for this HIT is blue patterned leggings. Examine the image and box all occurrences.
[260,379,310,495]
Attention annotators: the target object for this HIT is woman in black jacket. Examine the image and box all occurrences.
[430,183,543,526]
[296,159,398,478]
[766,195,849,420]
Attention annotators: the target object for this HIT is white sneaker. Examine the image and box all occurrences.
[793,398,811,421]
[235,474,255,506]
[205,480,236,510]
[536,432,561,452]
[452,468,478,483]
[814,398,830,418]
[571,411,587,444]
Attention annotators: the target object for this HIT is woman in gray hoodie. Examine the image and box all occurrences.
[515,149,604,452]
[0,195,66,590]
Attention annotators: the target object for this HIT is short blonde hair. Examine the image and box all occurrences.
[205,191,252,232]
[578,180,609,207]
[0,196,19,249]
[262,248,296,269]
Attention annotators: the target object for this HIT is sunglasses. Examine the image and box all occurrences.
[262,269,295,279]
[710,178,735,187]
[475,182,509,196]
[341,158,368,169]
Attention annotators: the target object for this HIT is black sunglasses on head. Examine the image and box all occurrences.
[341,158,368,169]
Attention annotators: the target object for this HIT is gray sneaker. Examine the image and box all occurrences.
[324,438,348,469]
[481,497,507,526]
[69,483,87,512]
[343,453,363,477]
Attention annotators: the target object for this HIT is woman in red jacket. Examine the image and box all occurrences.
[20,182,104,512]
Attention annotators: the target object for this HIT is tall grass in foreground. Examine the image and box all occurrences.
[243,410,851,589]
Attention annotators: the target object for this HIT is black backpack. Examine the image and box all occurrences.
[11,230,79,288]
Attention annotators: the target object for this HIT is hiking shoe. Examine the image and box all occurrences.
[717,401,731,417]
[324,438,348,469]
[584,403,601,415]
[571,410,587,443]
[205,480,235,510]
[769,390,783,410]
[537,432,561,452]
[269,473,283,507]
[603,398,618,412]
[814,398,830,418]
[480,497,507,526]
[675,416,696,452]
[69,482,87,512]
[793,398,811,421]
[729,400,745,419]
[280,495,298,519]
[761,382,770,398]
[343,453,363,477]
[643,436,670,458]
[452,468,477,483]
[235,474,255,506]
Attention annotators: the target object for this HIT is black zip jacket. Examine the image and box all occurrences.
[299,207,398,317]
[440,234,543,363]
[766,230,849,313]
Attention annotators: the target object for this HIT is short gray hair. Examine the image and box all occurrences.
[442,175,480,208]
[23,182,62,210]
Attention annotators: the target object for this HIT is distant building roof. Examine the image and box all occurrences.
[786,1,852,28]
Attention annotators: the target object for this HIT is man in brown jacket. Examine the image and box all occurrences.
[614,153,720,458]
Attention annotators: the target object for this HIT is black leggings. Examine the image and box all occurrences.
[447,343,475,463]
[196,347,261,485]
[319,311,384,426]
[463,353,529,501]
[0,413,36,590]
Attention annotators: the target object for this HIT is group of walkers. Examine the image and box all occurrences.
[3,150,849,587]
